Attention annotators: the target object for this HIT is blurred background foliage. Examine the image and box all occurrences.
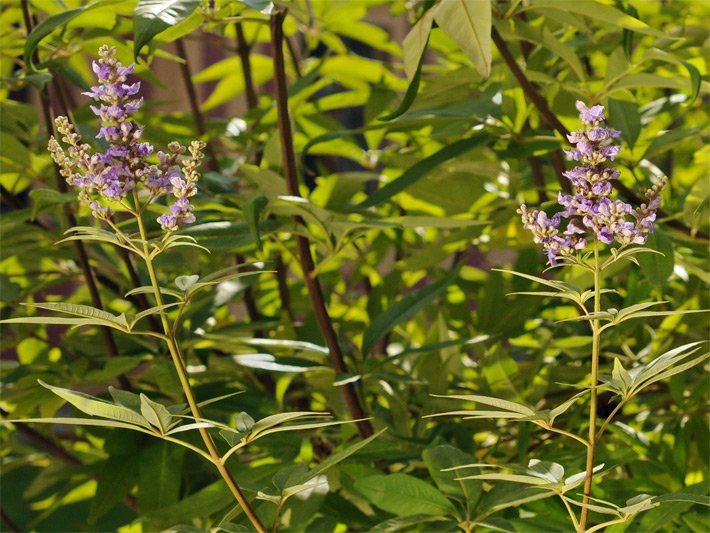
[0,0,708,531]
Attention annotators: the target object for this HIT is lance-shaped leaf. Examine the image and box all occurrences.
[187,266,268,297]
[39,380,151,428]
[653,493,710,507]
[140,394,175,434]
[134,0,201,58]
[362,267,460,355]
[548,389,589,424]
[610,309,707,329]
[493,268,581,293]
[129,303,181,329]
[3,417,152,432]
[629,343,709,395]
[429,394,538,419]
[21,302,130,330]
[125,285,183,299]
[434,0,491,78]
[58,226,140,255]
[286,428,386,489]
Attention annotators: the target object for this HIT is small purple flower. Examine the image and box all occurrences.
[519,100,666,264]
[576,101,605,125]
[48,45,206,232]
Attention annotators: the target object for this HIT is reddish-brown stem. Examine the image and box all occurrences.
[270,9,373,438]
[235,23,259,109]
[175,38,218,170]
[235,19,295,324]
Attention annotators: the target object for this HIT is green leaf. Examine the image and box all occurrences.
[290,428,386,488]
[29,189,75,220]
[432,394,537,417]
[653,493,710,507]
[138,440,185,515]
[434,0,492,78]
[423,445,483,508]
[3,417,149,431]
[634,342,706,386]
[145,480,231,525]
[361,267,459,355]
[524,0,667,38]
[612,358,632,394]
[354,473,457,517]
[23,302,130,330]
[608,98,641,149]
[175,275,200,291]
[109,387,143,413]
[39,380,151,428]
[232,353,317,373]
[403,6,435,80]
[24,1,111,72]
[358,134,491,208]
[140,394,174,434]
[235,412,255,433]
[493,268,580,294]
[89,453,139,523]
[134,0,201,58]
[461,473,549,486]
[378,46,425,121]
[244,195,268,252]
[250,412,329,438]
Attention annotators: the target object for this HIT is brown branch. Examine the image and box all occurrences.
[491,26,707,240]
[235,19,295,325]
[270,9,373,438]
[175,38,218,170]
[1,508,20,533]
[21,0,131,390]
[235,23,259,110]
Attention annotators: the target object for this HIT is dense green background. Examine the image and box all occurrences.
[0,0,708,531]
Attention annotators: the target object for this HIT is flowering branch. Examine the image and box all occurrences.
[46,45,266,532]
[519,101,667,532]
[492,27,706,241]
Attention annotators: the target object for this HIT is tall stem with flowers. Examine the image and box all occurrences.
[46,46,267,533]
[519,101,665,530]
[432,101,706,532]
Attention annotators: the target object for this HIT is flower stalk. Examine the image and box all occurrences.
[519,100,668,532]
[579,240,602,532]
[49,45,266,532]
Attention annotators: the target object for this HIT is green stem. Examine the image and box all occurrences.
[595,398,627,442]
[560,492,580,530]
[578,240,602,532]
[133,193,265,533]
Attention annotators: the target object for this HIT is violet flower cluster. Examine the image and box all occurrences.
[48,45,205,231]
[518,101,667,265]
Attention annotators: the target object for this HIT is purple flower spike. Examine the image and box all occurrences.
[48,45,206,232]
[518,100,667,265]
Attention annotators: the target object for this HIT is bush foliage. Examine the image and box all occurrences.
[0,1,708,532]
